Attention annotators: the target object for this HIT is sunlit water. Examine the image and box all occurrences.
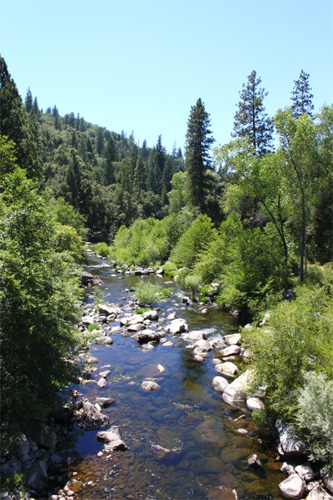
[66,253,284,499]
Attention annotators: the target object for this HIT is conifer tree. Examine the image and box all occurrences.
[185,98,214,212]
[233,70,273,157]
[25,87,33,112]
[291,69,314,119]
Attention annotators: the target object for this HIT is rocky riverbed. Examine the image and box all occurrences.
[1,251,332,500]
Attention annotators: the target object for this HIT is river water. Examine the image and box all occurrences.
[67,253,284,499]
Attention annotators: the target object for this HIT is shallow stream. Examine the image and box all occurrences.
[67,252,284,499]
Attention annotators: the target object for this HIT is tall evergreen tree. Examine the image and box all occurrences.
[0,56,41,179]
[233,70,273,157]
[185,98,214,212]
[25,87,33,112]
[291,69,314,119]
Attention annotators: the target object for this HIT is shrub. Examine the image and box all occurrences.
[94,242,110,258]
[296,371,333,468]
[184,274,202,301]
[135,281,163,306]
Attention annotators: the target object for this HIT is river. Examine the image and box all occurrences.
[66,251,284,499]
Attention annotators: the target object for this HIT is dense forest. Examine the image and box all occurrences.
[1,53,332,479]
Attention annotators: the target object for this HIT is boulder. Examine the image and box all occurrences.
[141,380,161,391]
[183,331,205,342]
[306,484,333,500]
[73,401,109,430]
[143,310,159,321]
[95,335,114,345]
[97,426,127,451]
[167,318,189,334]
[221,345,241,357]
[222,370,252,406]
[279,473,306,499]
[193,339,211,351]
[295,463,315,482]
[223,333,241,345]
[14,432,30,458]
[97,377,107,388]
[136,328,161,343]
[246,397,264,412]
[212,376,229,393]
[276,420,307,458]
[25,460,48,493]
[215,361,239,378]
[98,304,121,316]
[21,422,57,450]
[95,397,115,408]
[321,467,333,495]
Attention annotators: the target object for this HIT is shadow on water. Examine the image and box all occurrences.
[63,253,284,499]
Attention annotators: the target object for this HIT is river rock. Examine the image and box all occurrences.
[246,397,264,412]
[306,484,333,499]
[220,345,241,357]
[73,401,109,430]
[276,420,307,458]
[127,323,145,332]
[25,459,48,492]
[97,377,107,388]
[222,370,252,406]
[98,304,121,316]
[215,361,239,378]
[248,453,263,468]
[212,376,229,393]
[96,397,115,407]
[193,339,211,351]
[167,318,189,334]
[143,310,159,321]
[295,463,315,482]
[99,369,111,378]
[321,467,333,495]
[136,328,161,343]
[223,333,241,345]
[279,473,306,499]
[141,380,161,391]
[21,422,57,450]
[86,355,98,364]
[97,426,127,451]
[95,335,114,345]
[183,331,206,342]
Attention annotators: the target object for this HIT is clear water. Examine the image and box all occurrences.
[67,253,284,499]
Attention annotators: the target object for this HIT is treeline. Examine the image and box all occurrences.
[24,88,185,240]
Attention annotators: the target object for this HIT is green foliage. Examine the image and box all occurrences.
[184,274,202,301]
[94,241,110,257]
[0,162,81,424]
[170,214,216,268]
[134,281,166,306]
[296,371,333,468]
[3,472,27,489]
[243,276,333,424]
[87,323,100,332]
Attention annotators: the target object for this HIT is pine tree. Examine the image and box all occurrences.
[291,69,314,119]
[25,87,33,112]
[185,98,214,212]
[233,70,273,157]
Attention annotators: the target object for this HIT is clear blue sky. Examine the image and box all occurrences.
[1,0,332,153]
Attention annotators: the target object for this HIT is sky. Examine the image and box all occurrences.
[1,0,332,154]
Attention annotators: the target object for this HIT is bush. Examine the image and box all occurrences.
[184,274,202,301]
[135,281,163,306]
[243,281,333,424]
[94,242,110,258]
[296,371,333,468]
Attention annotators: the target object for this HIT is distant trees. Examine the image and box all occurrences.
[233,70,274,157]
[185,98,214,213]
[291,69,314,119]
